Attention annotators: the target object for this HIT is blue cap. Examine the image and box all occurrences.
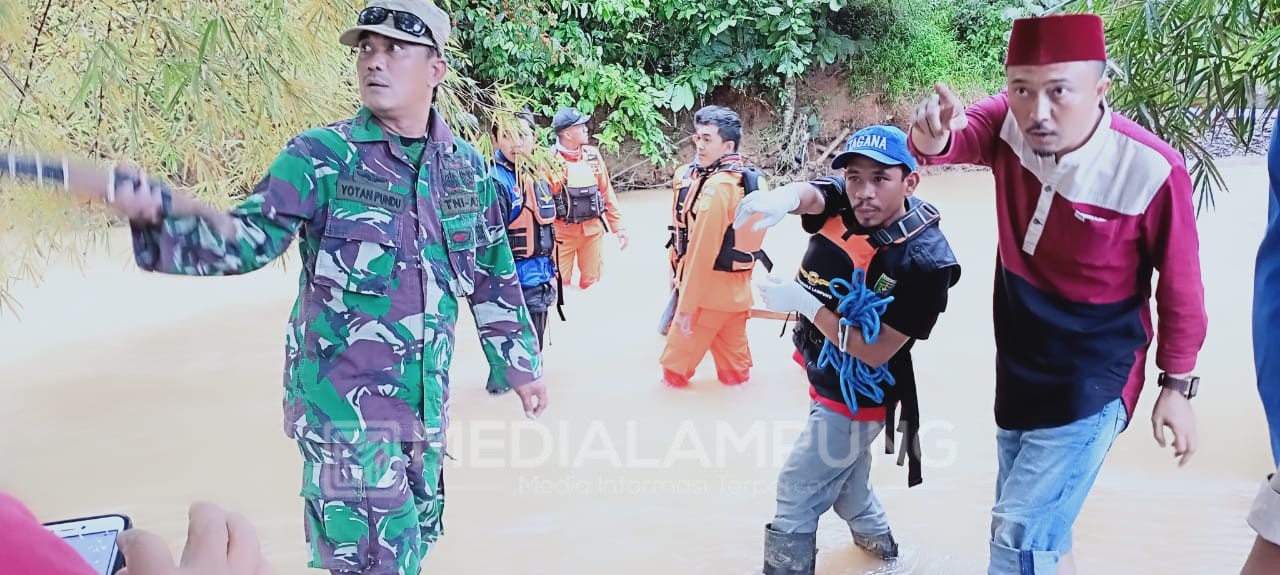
[830,125,918,173]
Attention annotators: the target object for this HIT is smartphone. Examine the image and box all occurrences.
[43,513,131,575]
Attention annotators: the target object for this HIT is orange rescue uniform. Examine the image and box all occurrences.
[660,158,766,386]
[552,144,626,289]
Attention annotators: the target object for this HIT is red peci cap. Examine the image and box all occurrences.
[1005,13,1107,66]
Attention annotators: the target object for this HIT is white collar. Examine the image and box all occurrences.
[1057,101,1112,167]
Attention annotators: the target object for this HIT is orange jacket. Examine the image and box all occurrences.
[553,144,626,235]
[674,170,754,315]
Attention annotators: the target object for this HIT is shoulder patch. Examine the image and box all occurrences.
[872,273,897,296]
[696,192,714,213]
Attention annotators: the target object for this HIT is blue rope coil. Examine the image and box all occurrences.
[815,268,896,414]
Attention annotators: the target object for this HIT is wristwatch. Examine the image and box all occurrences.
[1157,372,1200,399]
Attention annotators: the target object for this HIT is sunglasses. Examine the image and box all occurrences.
[358,6,437,46]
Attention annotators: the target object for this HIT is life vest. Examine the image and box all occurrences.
[553,146,607,224]
[670,155,773,274]
[666,162,698,274]
[794,216,876,296]
[506,168,558,260]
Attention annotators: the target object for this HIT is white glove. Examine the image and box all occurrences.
[733,186,800,232]
[757,274,823,320]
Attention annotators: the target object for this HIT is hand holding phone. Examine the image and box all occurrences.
[116,502,271,575]
[44,513,132,575]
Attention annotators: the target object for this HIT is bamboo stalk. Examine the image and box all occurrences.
[750,308,792,321]
[0,62,25,100]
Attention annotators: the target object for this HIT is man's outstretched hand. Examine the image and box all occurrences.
[117,502,271,575]
[732,185,802,232]
[108,168,236,241]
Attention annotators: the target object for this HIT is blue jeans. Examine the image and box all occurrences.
[988,398,1129,574]
[1254,112,1280,465]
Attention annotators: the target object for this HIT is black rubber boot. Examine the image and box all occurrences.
[852,529,899,561]
[762,523,816,575]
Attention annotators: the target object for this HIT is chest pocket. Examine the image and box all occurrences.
[314,198,402,296]
[1046,204,1128,269]
[534,183,558,221]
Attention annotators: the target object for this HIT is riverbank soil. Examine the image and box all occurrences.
[0,156,1271,574]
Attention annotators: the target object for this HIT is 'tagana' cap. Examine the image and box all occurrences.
[830,125,918,173]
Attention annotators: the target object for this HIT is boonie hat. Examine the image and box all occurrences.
[551,108,591,133]
[830,125,918,173]
[339,0,450,51]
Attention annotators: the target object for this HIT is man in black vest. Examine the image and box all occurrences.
[734,125,961,573]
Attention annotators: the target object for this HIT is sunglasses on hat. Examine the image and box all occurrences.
[358,6,438,46]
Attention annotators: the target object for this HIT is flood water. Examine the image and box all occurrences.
[0,156,1273,574]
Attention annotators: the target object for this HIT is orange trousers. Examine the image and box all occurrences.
[659,309,753,386]
[556,222,606,289]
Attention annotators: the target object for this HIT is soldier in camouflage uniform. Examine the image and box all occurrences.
[51,1,549,573]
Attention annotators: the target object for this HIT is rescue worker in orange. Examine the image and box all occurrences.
[550,107,629,290]
[660,105,771,387]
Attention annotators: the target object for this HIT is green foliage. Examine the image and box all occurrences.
[1047,0,1280,212]
[442,0,867,166]
[847,0,1009,100]
[951,0,1021,91]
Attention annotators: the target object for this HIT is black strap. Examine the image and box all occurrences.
[555,273,566,321]
[867,202,940,249]
[741,166,762,194]
[553,237,567,322]
[882,376,923,488]
[752,249,774,273]
[883,401,897,455]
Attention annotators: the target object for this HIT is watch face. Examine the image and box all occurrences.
[1165,375,1198,398]
[1160,374,1198,398]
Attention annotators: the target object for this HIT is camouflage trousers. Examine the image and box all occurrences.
[298,438,445,574]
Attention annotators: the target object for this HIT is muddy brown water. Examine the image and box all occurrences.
[0,156,1272,574]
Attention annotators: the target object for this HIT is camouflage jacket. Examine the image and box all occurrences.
[131,106,542,444]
